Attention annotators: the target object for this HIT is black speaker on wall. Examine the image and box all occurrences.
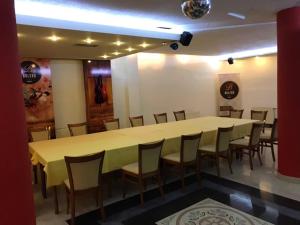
[179,31,193,46]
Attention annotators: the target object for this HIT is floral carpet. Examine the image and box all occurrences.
[156,198,273,225]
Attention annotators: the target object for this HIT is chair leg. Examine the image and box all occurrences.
[65,186,70,214]
[196,153,202,185]
[122,172,126,199]
[215,155,220,177]
[95,188,99,207]
[157,173,164,199]
[138,178,144,207]
[70,193,75,225]
[227,151,233,174]
[99,186,106,221]
[33,165,38,184]
[179,166,186,192]
[257,148,263,166]
[249,149,254,170]
[271,143,276,162]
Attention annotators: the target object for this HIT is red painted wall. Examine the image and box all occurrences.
[0,1,36,224]
[277,7,300,178]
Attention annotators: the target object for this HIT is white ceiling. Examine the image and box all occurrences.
[15,0,300,57]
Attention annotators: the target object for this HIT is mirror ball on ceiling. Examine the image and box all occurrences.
[181,0,211,19]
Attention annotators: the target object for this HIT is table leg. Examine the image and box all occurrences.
[39,164,47,199]
[53,186,59,214]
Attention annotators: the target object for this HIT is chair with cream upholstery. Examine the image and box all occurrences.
[162,133,202,190]
[198,127,234,177]
[173,110,186,121]
[230,123,264,170]
[68,122,88,136]
[129,115,144,127]
[64,151,105,225]
[260,118,278,162]
[154,113,168,124]
[251,110,268,121]
[121,140,165,206]
[29,127,51,184]
[103,118,120,131]
[230,109,244,119]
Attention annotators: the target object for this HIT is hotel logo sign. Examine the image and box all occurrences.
[21,61,42,84]
[220,81,239,100]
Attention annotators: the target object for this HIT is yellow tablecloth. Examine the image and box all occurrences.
[29,116,254,187]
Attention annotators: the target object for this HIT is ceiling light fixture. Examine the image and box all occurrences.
[84,38,94,44]
[113,51,121,56]
[113,41,125,46]
[102,55,109,59]
[140,42,150,48]
[227,12,246,20]
[126,47,135,52]
[47,35,61,42]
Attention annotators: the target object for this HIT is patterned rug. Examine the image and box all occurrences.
[156,198,273,225]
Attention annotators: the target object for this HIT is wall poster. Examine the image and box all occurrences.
[20,59,55,138]
[216,73,242,116]
[83,60,114,133]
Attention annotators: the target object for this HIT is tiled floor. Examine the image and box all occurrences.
[34,146,300,225]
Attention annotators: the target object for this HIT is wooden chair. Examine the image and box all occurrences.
[230,109,244,119]
[29,127,51,184]
[154,113,168,124]
[198,127,234,177]
[103,118,120,131]
[64,151,106,225]
[162,133,203,191]
[230,123,264,170]
[251,110,268,121]
[219,105,233,117]
[129,115,144,127]
[121,140,165,206]
[68,122,88,136]
[173,110,186,121]
[260,118,278,162]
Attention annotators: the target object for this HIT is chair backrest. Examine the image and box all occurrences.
[249,123,264,146]
[103,118,120,131]
[251,110,268,121]
[129,116,144,127]
[219,105,233,117]
[29,127,51,142]
[64,151,105,191]
[139,140,164,175]
[154,113,168,124]
[216,126,234,152]
[68,122,88,136]
[230,109,244,119]
[174,110,186,121]
[180,133,202,163]
[271,118,278,141]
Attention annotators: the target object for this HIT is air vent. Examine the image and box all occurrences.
[157,26,172,30]
[74,43,99,47]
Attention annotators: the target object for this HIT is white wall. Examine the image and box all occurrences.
[218,55,277,119]
[51,60,86,137]
[111,53,277,125]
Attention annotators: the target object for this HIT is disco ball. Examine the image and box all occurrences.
[181,0,211,19]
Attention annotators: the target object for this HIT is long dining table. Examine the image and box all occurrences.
[29,116,255,213]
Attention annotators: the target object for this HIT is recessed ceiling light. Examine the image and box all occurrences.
[126,47,135,52]
[113,51,121,56]
[140,42,150,48]
[88,60,92,63]
[113,41,125,46]
[84,38,94,44]
[47,35,61,42]
[102,55,109,59]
